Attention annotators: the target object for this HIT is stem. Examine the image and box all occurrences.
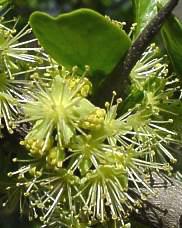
[93,0,179,106]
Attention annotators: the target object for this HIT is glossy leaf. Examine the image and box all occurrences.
[30,9,131,80]
[161,15,182,75]
[132,0,157,39]
[132,0,169,40]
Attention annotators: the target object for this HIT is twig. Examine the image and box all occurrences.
[93,0,179,106]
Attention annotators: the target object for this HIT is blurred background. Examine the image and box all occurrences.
[12,0,181,24]
[9,0,181,37]
[13,0,133,21]
[174,1,182,19]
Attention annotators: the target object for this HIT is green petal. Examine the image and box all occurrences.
[75,98,95,119]
[78,158,92,176]
[132,0,157,39]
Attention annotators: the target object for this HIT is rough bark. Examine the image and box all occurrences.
[133,172,182,228]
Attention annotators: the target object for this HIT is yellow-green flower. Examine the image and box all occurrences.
[0,73,29,135]
[80,165,128,224]
[0,19,43,78]
[21,75,95,156]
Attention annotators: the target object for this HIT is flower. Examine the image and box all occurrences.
[8,155,83,226]
[80,91,133,148]
[69,133,114,174]
[0,16,43,78]
[80,165,129,224]
[0,10,47,135]
[123,43,181,165]
[0,73,30,135]
[20,72,95,157]
[130,43,168,85]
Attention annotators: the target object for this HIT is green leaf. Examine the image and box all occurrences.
[132,0,170,40]
[29,9,131,80]
[132,0,157,39]
[161,15,182,75]
[0,0,10,8]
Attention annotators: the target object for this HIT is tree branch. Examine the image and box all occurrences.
[93,0,179,106]
[132,172,182,228]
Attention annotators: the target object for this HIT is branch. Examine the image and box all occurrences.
[93,0,179,106]
[132,172,182,228]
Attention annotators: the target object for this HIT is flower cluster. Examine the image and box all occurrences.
[5,55,180,227]
[0,9,46,136]
[1,10,182,228]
